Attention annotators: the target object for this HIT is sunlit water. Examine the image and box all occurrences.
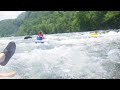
[0,30,120,79]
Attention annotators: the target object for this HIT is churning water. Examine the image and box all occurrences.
[0,30,120,79]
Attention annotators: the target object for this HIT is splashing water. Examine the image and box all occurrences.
[0,30,120,79]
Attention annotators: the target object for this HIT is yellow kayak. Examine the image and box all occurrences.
[89,33,99,37]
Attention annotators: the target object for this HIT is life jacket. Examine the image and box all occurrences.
[38,33,43,37]
[37,33,43,40]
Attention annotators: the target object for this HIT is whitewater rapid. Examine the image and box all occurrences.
[0,30,120,79]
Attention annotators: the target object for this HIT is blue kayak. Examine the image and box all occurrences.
[35,40,44,43]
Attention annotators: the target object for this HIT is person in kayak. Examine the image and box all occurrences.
[90,31,98,37]
[37,31,44,40]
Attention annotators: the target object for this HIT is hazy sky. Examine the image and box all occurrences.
[0,11,25,21]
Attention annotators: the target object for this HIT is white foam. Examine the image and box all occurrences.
[0,30,120,79]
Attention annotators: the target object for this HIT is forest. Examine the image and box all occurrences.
[0,11,120,37]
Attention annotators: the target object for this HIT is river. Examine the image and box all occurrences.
[0,30,120,79]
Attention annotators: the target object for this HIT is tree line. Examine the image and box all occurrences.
[0,11,120,37]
